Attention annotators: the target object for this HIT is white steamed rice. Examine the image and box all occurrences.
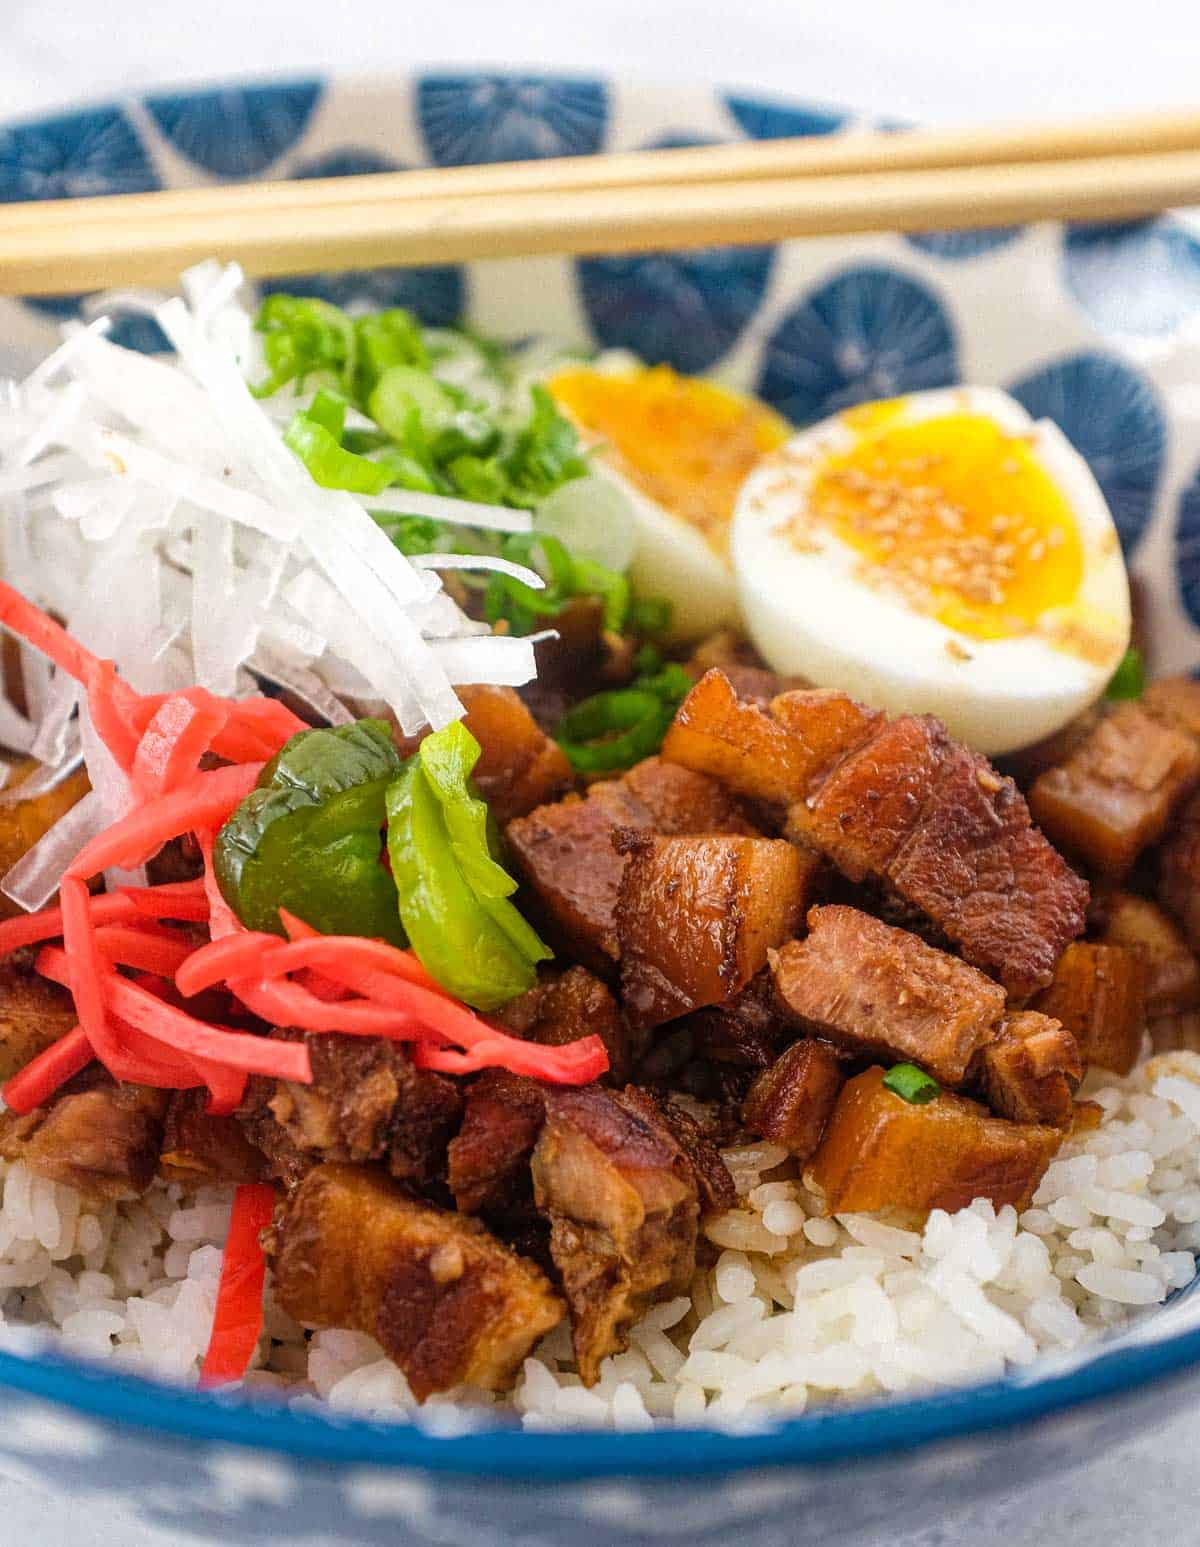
[3,1048,1200,1428]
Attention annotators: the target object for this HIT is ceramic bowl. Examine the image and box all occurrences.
[2,69,1200,1547]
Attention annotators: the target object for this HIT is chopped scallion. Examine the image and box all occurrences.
[882,1063,940,1104]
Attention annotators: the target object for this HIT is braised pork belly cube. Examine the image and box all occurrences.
[621,755,759,837]
[239,1032,462,1190]
[494,966,632,1084]
[1158,788,1200,953]
[0,1070,168,1202]
[506,789,644,969]
[659,669,828,807]
[683,970,788,1070]
[616,832,813,1029]
[458,685,573,826]
[1099,892,1200,1015]
[741,1039,846,1160]
[808,1066,1063,1215]
[785,712,1087,999]
[531,1086,703,1385]
[160,1089,269,1186]
[0,955,79,1082]
[448,1071,546,1215]
[1031,942,1145,1077]
[268,1164,564,1399]
[972,1012,1082,1128]
[617,1086,736,1212]
[1029,692,1200,879]
[771,905,1005,1085]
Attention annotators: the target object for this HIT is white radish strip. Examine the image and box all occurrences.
[0,696,36,756]
[0,452,82,498]
[29,676,78,767]
[0,741,84,808]
[429,635,539,687]
[14,382,86,468]
[95,431,300,542]
[248,647,355,727]
[23,317,111,393]
[0,790,105,912]
[81,288,164,322]
[410,551,545,588]
[356,487,532,534]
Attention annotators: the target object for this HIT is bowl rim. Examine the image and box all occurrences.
[3,63,1200,1475]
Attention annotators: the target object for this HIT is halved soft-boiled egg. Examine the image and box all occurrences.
[731,387,1131,755]
[547,362,790,639]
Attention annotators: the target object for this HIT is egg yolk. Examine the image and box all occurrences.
[803,411,1085,642]
[548,365,789,555]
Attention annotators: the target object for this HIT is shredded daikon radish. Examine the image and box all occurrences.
[0,261,582,904]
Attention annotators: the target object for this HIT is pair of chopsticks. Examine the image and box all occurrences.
[3,108,1200,296]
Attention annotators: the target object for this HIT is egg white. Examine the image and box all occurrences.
[730,387,1131,756]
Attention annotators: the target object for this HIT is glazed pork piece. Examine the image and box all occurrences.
[615,831,814,1029]
[160,1089,270,1186]
[1028,679,1200,879]
[493,965,632,1084]
[682,970,788,1070]
[1158,787,1200,952]
[0,955,79,1082]
[458,685,574,826]
[970,1011,1082,1128]
[505,755,759,971]
[808,1066,1064,1215]
[1032,942,1147,1077]
[662,671,1088,997]
[268,1163,564,1399]
[531,1085,707,1385]
[771,905,1006,1085]
[741,1039,846,1160]
[0,1070,168,1202]
[239,1032,463,1190]
[1098,892,1200,1016]
[448,1071,546,1215]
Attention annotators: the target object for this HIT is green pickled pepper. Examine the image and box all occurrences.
[214,718,405,942]
[385,721,550,1011]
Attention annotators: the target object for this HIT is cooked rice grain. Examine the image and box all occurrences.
[1,1050,1199,1426]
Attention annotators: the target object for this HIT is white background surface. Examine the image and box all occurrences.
[3,0,1200,1541]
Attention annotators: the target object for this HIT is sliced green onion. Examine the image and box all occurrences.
[1105,646,1145,701]
[283,414,394,495]
[882,1063,941,1105]
[628,596,674,639]
[556,689,674,773]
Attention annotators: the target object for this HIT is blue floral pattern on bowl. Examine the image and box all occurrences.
[1009,350,1166,554]
[257,149,465,324]
[1062,218,1200,338]
[143,80,323,178]
[416,75,608,165]
[576,133,774,373]
[757,263,958,424]
[3,69,1200,1547]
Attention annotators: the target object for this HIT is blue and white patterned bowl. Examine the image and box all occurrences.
[3,70,1200,1547]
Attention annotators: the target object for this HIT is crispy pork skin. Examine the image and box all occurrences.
[615,833,813,1029]
[268,1163,564,1399]
[1032,942,1146,1077]
[771,906,1006,1085]
[531,1086,702,1385]
[741,1039,846,1160]
[971,1012,1082,1128]
[0,1070,168,1201]
[808,1067,1063,1215]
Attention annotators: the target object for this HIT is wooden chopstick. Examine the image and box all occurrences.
[6,107,1200,236]
[4,135,1200,297]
